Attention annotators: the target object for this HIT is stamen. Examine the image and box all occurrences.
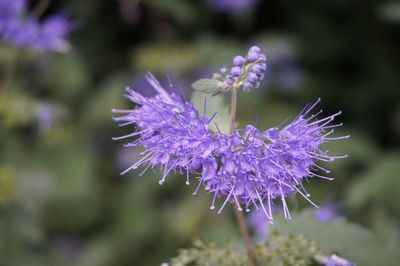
[218,186,235,214]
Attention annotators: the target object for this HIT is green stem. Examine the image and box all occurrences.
[0,48,19,104]
[229,87,259,266]
[0,0,53,103]
[229,87,238,130]
[32,0,53,18]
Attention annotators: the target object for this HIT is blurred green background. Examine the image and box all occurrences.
[1,0,400,265]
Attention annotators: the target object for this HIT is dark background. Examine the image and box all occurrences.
[1,0,400,265]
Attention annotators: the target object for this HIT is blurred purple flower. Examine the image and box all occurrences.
[0,0,24,32]
[113,72,348,221]
[315,204,341,223]
[248,208,269,241]
[0,0,71,52]
[2,18,39,47]
[54,236,81,259]
[37,103,54,135]
[35,15,71,52]
[320,254,356,266]
[261,40,304,91]
[208,0,259,13]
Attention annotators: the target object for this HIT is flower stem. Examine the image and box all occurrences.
[0,48,19,103]
[32,0,53,18]
[229,87,238,129]
[229,88,259,266]
[0,0,53,103]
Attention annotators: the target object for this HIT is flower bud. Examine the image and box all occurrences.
[231,66,242,77]
[233,55,245,66]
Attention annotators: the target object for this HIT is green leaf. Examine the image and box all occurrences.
[345,154,400,212]
[271,209,400,266]
[191,79,223,95]
[132,43,198,74]
[380,2,400,23]
[0,166,16,205]
[191,91,230,134]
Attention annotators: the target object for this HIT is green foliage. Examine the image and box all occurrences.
[379,2,400,23]
[191,91,230,134]
[143,0,196,25]
[132,43,199,75]
[170,232,323,266]
[191,78,223,96]
[271,209,400,266]
[0,166,16,205]
[0,93,39,128]
[43,52,90,100]
[346,154,400,213]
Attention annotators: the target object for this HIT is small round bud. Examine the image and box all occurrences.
[220,67,228,74]
[230,66,242,77]
[249,46,261,54]
[233,55,245,66]
[259,54,267,62]
[247,72,258,83]
[225,77,234,85]
[260,63,267,71]
[252,64,262,74]
[243,82,253,90]
[247,52,259,62]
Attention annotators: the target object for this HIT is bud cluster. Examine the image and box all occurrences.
[215,46,267,91]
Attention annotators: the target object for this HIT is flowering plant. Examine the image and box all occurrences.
[113,46,353,265]
[0,0,71,52]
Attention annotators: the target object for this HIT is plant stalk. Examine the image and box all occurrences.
[229,88,259,266]
[0,0,53,103]
[0,48,19,103]
[32,0,53,18]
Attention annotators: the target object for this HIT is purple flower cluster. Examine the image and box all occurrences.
[0,0,24,31]
[321,255,356,266]
[217,46,267,91]
[0,0,71,52]
[113,73,348,221]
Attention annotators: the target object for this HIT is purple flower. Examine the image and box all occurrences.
[249,46,261,54]
[2,18,40,47]
[247,72,258,83]
[113,73,214,185]
[248,208,269,242]
[247,52,259,62]
[35,15,71,52]
[0,0,71,52]
[315,204,341,222]
[243,82,252,90]
[320,254,356,266]
[0,0,24,32]
[233,55,245,66]
[208,0,259,13]
[230,66,242,77]
[37,103,54,135]
[113,74,348,221]
[261,40,304,91]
